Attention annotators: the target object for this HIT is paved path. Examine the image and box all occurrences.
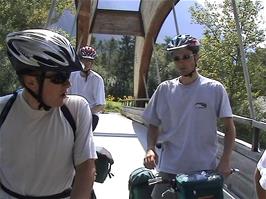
[93,113,148,198]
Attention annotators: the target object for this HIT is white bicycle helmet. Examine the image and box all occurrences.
[167,34,200,54]
[79,46,97,60]
[6,29,83,74]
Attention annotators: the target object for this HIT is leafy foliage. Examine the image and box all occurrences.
[92,36,135,98]
[190,0,265,117]
[104,100,122,113]
[0,0,73,95]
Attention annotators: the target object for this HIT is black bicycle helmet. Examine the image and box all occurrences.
[6,29,83,74]
[166,34,200,54]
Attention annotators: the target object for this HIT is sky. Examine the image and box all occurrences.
[159,0,266,43]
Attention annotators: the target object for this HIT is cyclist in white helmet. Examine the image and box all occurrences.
[143,34,236,199]
[0,29,97,199]
[68,46,105,131]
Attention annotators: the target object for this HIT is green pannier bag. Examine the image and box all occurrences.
[175,170,224,199]
[128,167,155,199]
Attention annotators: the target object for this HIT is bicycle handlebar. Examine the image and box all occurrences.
[148,168,240,186]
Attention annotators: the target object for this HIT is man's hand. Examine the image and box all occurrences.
[91,105,104,114]
[144,149,158,169]
[216,158,232,177]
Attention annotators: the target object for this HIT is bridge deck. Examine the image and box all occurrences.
[93,113,237,198]
[93,113,146,198]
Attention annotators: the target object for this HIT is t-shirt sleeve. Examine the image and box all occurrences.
[216,84,233,118]
[142,85,162,126]
[94,76,105,105]
[67,96,97,166]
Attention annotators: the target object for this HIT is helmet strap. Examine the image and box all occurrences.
[183,55,197,77]
[183,66,196,77]
[25,72,51,111]
[80,70,90,81]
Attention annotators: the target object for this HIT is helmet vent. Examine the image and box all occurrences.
[33,55,57,67]
[45,51,65,63]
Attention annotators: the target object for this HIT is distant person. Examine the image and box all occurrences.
[142,34,236,198]
[255,151,266,199]
[69,46,105,131]
[0,29,97,198]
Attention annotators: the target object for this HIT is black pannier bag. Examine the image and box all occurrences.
[95,146,114,183]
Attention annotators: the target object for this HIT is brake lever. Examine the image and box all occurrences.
[161,187,176,198]
[230,168,240,174]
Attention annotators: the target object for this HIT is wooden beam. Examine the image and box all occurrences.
[76,0,98,48]
[91,9,144,36]
[134,0,180,99]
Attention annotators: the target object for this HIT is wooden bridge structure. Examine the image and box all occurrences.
[75,0,179,99]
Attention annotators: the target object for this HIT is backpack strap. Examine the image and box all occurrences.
[60,104,76,140]
[0,91,18,128]
[0,91,76,139]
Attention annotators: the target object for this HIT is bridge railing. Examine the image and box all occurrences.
[121,98,266,152]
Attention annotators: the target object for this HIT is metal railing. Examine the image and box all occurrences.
[121,98,266,152]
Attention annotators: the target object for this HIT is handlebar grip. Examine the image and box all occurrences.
[148,177,163,185]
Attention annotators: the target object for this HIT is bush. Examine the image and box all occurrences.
[104,100,122,113]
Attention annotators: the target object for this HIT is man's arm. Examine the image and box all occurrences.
[144,124,160,169]
[217,117,236,176]
[71,159,96,199]
[255,167,266,199]
[91,104,104,114]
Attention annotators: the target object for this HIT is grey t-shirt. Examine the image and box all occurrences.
[143,75,233,174]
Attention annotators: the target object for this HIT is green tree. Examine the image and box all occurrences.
[190,0,265,117]
[0,0,73,95]
[247,47,266,97]
[148,40,178,97]
[110,35,135,97]
[94,38,119,96]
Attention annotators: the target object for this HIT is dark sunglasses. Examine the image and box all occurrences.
[45,72,71,84]
[173,54,194,62]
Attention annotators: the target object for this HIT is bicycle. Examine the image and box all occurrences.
[148,169,239,199]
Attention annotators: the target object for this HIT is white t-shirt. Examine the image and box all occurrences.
[0,90,97,197]
[257,151,266,190]
[143,75,233,174]
[69,70,105,115]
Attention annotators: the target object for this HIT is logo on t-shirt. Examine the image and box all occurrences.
[195,102,207,109]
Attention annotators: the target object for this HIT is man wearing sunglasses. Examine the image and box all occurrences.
[69,46,105,131]
[143,34,236,198]
[0,29,97,199]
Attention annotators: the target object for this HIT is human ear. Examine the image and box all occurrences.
[23,75,39,92]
